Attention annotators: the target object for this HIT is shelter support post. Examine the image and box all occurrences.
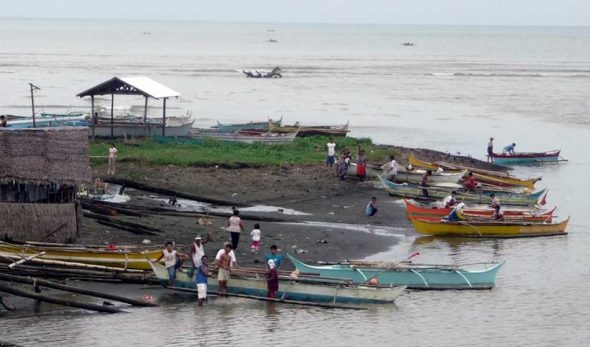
[91,95,95,141]
[110,93,114,139]
[144,96,148,137]
[162,97,167,137]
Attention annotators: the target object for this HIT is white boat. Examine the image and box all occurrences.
[90,110,194,138]
[348,163,465,184]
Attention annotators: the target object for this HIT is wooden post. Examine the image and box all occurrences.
[29,83,40,128]
[110,93,114,139]
[144,95,148,137]
[162,97,167,137]
[91,95,95,141]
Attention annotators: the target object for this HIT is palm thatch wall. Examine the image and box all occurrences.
[0,203,78,243]
[0,127,91,185]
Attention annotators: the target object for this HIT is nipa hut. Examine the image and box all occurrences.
[0,127,91,243]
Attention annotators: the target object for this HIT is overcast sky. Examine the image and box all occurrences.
[1,0,589,26]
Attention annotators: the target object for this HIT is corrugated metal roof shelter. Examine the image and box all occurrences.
[77,76,182,137]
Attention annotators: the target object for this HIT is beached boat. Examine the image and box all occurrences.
[6,115,88,128]
[490,150,561,165]
[149,262,405,304]
[269,121,350,137]
[288,254,504,289]
[190,128,298,144]
[411,217,569,237]
[379,176,545,207]
[403,199,555,222]
[346,163,464,184]
[408,155,541,189]
[216,117,282,133]
[90,113,194,138]
[0,241,161,270]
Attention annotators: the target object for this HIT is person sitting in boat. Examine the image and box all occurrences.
[464,172,478,192]
[154,241,186,287]
[267,259,279,299]
[503,143,516,155]
[491,204,505,221]
[487,137,494,163]
[0,115,7,127]
[447,203,466,221]
[443,191,458,208]
[421,170,432,197]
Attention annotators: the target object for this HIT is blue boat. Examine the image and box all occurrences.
[288,254,504,290]
[490,150,561,165]
[149,262,405,304]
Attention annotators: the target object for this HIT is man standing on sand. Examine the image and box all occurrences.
[214,244,233,296]
[326,138,336,168]
[366,196,378,216]
[487,137,495,163]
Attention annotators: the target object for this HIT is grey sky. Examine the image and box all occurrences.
[1,0,589,26]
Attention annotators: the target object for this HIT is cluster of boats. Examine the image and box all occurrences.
[377,154,568,238]
[0,241,504,307]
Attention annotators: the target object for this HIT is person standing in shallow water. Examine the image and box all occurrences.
[267,259,279,299]
[227,209,244,251]
[107,143,117,175]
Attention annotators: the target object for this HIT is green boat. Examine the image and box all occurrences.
[288,254,504,290]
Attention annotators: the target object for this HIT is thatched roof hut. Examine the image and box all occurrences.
[0,127,91,184]
[0,127,91,243]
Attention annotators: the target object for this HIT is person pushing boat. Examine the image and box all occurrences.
[190,235,208,275]
[154,241,186,287]
[196,255,208,307]
[503,143,516,155]
[215,244,233,296]
[447,203,466,221]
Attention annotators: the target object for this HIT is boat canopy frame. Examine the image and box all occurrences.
[76,76,181,138]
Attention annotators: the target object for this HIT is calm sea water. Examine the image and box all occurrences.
[1,19,589,346]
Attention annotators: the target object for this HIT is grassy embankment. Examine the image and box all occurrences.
[88,136,400,167]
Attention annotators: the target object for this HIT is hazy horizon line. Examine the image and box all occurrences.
[1,16,589,28]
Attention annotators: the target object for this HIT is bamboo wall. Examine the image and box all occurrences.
[0,202,78,243]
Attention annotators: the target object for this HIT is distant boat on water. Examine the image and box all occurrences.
[267,38,278,43]
[402,42,416,46]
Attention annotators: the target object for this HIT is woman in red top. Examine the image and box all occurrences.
[464,172,478,191]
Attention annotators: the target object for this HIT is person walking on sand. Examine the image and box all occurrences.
[487,137,495,163]
[326,138,336,168]
[196,255,209,307]
[250,223,261,254]
[387,155,398,181]
[366,196,378,216]
[267,259,279,299]
[227,209,244,251]
[356,150,367,179]
[214,244,233,296]
[107,143,117,175]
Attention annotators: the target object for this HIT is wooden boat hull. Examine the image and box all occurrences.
[190,129,298,144]
[490,150,561,165]
[403,199,555,222]
[269,122,349,137]
[411,218,569,237]
[379,176,545,207]
[288,254,503,290]
[408,155,541,189]
[149,262,405,304]
[216,117,282,133]
[0,242,161,270]
[90,120,194,138]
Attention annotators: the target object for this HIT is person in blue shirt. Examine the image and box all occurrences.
[503,143,516,155]
[196,255,208,307]
[265,245,283,270]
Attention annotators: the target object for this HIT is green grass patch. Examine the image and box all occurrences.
[88,136,400,167]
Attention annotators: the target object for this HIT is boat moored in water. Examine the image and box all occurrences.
[410,217,569,237]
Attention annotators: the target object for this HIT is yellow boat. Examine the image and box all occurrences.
[0,242,162,270]
[407,154,541,189]
[410,218,569,238]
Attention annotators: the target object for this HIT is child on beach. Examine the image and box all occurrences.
[250,223,261,254]
[366,196,378,217]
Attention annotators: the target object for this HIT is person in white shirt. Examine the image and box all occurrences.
[388,155,398,181]
[107,143,118,175]
[326,138,336,168]
[215,243,238,268]
[190,235,208,270]
[250,223,261,254]
[154,241,186,286]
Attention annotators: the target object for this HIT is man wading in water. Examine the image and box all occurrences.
[215,244,233,296]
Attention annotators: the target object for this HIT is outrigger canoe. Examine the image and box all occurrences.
[403,199,555,222]
[149,262,405,304]
[288,254,504,290]
[348,163,465,184]
[411,217,569,237]
[0,241,161,270]
[215,117,282,132]
[490,150,561,165]
[379,176,546,207]
[408,154,541,189]
[269,121,350,137]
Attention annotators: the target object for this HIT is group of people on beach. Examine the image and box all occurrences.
[151,209,284,306]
